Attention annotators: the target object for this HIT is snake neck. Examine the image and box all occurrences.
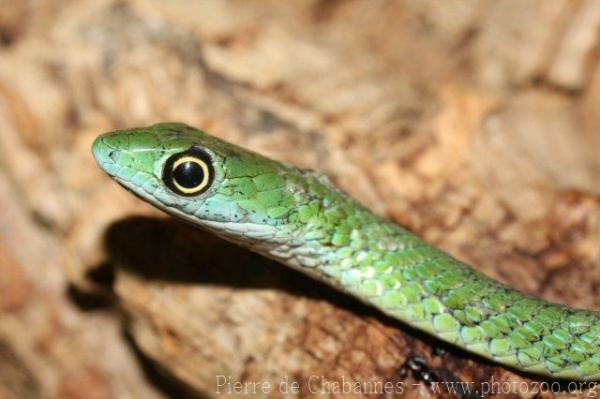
[216,169,427,286]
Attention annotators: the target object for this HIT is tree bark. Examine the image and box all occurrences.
[1,1,600,398]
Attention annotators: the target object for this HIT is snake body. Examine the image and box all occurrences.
[92,122,600,380]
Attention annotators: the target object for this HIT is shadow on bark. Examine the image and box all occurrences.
[96,216,589,395]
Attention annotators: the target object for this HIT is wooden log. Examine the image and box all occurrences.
[0,1,599,397]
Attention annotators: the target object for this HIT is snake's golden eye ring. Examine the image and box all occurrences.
[163,147,214,196]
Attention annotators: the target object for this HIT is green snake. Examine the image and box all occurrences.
[92,122,600,381]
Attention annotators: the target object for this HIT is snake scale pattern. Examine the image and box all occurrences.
[92,122,600,380]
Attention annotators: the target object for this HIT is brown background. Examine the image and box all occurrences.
[1,1,600,398]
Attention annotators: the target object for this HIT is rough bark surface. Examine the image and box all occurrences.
[1,1,600,398]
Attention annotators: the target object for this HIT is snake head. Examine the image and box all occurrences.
[92,122,309,244]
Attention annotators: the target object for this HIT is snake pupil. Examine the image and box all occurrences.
[173,161,204,189]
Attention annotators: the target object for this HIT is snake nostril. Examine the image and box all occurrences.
[108,150,119,163]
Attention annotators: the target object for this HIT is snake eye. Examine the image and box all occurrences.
[163,148,214,196]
